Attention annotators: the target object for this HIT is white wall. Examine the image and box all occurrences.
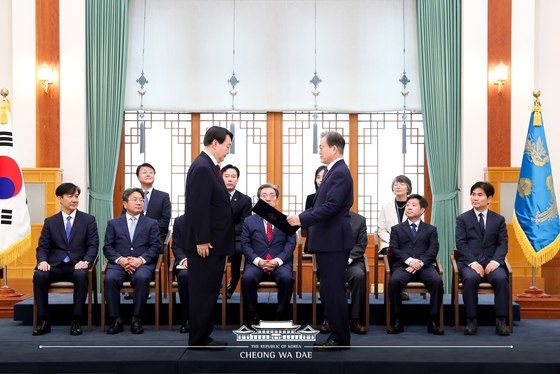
[0,0,12,93]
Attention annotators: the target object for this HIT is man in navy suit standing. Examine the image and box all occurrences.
[287,131,353,350]
[456,181,510,336]
[241,183,295,324]
[103,188,162,334]
[184,126,234,349]
[387,194,444,335]
[33,183,99,336]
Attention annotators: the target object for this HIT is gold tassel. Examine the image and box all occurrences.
[0,234,32,267]
[512,214,560,267]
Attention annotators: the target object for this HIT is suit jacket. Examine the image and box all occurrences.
[389,220,439,269]
[456,209,508,267]
[184,151,235,256]
[299,159,354,253]
[305,193,316,211]
[36,210,99,266]
[349,212,367,261]
[103,214,161,264]
[172,214,187,264]
[121,188,171,241]
[377,199,407,251]
[241,214,295,265]
[231,190,253,253]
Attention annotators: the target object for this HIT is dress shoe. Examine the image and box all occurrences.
[70,320,82,336]
[32,320,51,336]
[131,316,144,334]
[427,320,445,335]
[189,338,228,351]
[349,319,367,335]
[402,291,410,301]
[319,320,331,334]
[464,318,478,335]
[313,337,350,351]
[386,319,404,334]
[106,317,124,334]
[179,322,189,333]
[123,292,133,300]
[495,317,510,336]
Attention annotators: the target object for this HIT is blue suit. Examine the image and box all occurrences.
[299,159,353,345]
[456,209,509,318]
[103,214,162,318]
[241,214,295,318]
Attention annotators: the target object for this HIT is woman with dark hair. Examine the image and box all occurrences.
[305,165,328,210]
[377,175,412,254]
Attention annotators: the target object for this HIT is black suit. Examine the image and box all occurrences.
[171,214,189,323]
[33,211,99,321]
[184,151,235,346]
[228,190,253,292]
[299,159,354,345]
[388,220,443,319]
[103,214,161,318]
[347,212,368,320]
[121,188,171,242]
[456,209,509,318]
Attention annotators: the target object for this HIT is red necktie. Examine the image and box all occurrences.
[266,221,273,242]
[215,164,221,175]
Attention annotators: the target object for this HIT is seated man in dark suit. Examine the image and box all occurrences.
[321,211,368,335]
[241,183,296,324]
[33,183,99,336]
[456,181,510,336]
[387,194,444,335]
[103,188,162,334]
[171,214,189,333]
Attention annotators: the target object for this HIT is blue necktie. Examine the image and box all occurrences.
[129,217,137,241]
[478,213,486,236]
[143,190,150,214]
[410,223,417,239]
[63,216,72,263]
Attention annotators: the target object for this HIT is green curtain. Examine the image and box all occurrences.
[86,0,129,282]
[416,0,461,292]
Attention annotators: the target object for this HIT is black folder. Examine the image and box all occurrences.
[252,199,300,236]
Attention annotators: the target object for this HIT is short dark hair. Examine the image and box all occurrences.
[407,193,428,209]
[221,164,240,178]
[321,131,345,154]
[55,183,81,197]
[392,175,412,195]
[257,183,279,198]
[203,126,234,146]
[136,162,156,176]
[313,165,328,190]
[123,187,144,202]
[470,181,495,198]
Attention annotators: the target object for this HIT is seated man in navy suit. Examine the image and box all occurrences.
[103,188,162,334]
[33,183,99,336]
[387,194,444,335]
[241,183,296,324]
[456,181,510,336]
[171,213,189,333]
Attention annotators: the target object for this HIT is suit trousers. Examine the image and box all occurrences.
[346,260,366,320]
[228,250,243,290]
[33,263,88,320]
[460,265,509,318]
[105,263,155,318]
[175,268,190,322]
[241,263,293,317]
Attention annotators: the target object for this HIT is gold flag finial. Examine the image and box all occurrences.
[532,90,542,126]
[0,88,10,125]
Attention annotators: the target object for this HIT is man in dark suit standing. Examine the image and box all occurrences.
[387,194,444,335]
[221,164,253,298]
[287,131,353,350]
[171,214,190,333]
[456,181,510,336]
[241,183,295,324]
[33,183,99,336]
[184,126,234,349]
[103,188,162,334]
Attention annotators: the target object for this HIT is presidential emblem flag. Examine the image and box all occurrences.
[0,89,31,266]
[513,92,560,267]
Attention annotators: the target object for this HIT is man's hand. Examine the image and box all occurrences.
[75,261,88,270]
[258,260,268,270]
[409,259,423,271]
[405,266,417,274]
[485,262,499,275]
[180,258,188,268]
[128,257,143,271]
[117,257,134,274]
[37,261,50,271]
[286,215,301,226]
[469,262,485,277]
[197,243,213,258]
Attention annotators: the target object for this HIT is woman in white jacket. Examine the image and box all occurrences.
[377,175,412,254]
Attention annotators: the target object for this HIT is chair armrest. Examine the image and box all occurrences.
[155,254,163,276]
[505,257,513,276]
[88,256,99,275]
[164,231,172,247]
[363,255,370,274]
[240,255,246,273]
[450,254,458,274]
[435,257,444,277]
[168,257,175,274]
[101,258,108,274]
[383,255,390,275]
[312,254,318,273]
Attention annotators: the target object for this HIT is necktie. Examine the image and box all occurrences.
[215,164,221,175]
[129,217,137,241]
[266,221,273,242]
[410,223,417,239]
[478,213,486,236]
[143,190,150,213]
[63,216,72,263]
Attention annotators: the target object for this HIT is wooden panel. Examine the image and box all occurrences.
[113,123,125,217]
[487,0,511,167]
[267,112,283,209]
[35,0,60,167]
[349,114,358,212]
[191,113,200,160]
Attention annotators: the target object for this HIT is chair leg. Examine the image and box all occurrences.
[439,301,444,329]
[292,287,297,324]
[454,289,460,332]
[385,282,391,331]
[221,276,227,330]
[100,281,105,332]
[239,280,244,326]
[374,255,379,299]
[311,276,317,328]
[168,288,173,331]
[155,286,160,331]
[87,287,93,331]
[33,295,38,331]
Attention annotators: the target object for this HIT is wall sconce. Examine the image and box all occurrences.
[491,61,509,94]
[38,63,54,93]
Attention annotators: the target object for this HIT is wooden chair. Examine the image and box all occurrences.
[451,249,513,332]
[33,256,99,331]
[161,231,171,298]
[100,254,163,331]
[371,233,383,298]
[239,253,298,325]
[311,254,370,330]
[383,254,444,330]
[296,234,312,298]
